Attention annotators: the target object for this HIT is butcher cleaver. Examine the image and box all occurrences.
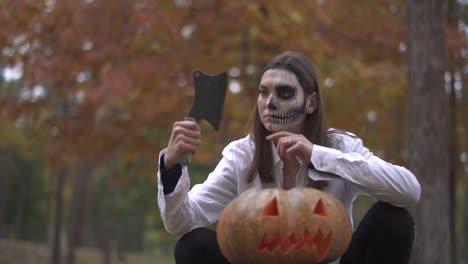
[178,69,228,166]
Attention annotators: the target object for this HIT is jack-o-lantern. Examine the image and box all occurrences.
[217,188,352,264]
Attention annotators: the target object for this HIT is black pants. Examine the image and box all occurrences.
[174,201,414,264]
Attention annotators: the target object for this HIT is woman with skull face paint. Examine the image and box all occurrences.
[157,51,421,264]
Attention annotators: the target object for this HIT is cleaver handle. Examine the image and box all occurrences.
[177,117,196,166]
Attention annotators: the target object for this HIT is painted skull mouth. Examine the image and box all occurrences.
[257,228,332,259]
[270,107,305,125]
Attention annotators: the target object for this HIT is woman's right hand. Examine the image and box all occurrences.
[163,120,201,169]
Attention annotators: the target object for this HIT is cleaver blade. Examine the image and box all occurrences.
[178,69,228,166]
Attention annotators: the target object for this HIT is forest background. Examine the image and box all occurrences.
[0,0,467,264]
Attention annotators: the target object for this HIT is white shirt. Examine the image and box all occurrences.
[157,130,421,264]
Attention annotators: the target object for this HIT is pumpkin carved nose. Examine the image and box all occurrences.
[262,197,279,216]
[313,199,328,216]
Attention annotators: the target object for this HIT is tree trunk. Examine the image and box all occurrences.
[462,55,468,264]
[115,227,126,262]
[0,147,12,238]
[14,164,29,240]
[448,70,458,262]
[445,1,462,261]
[464,188,468,264]
[100,173,113,264]
[52,168,67,264]
[407,1,453,263]
[135,212,145,252]
[66,161,90,264]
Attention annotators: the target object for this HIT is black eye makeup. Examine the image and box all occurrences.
[276,84,297,101]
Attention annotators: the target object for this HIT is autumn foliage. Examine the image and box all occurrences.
[0,0,464,167]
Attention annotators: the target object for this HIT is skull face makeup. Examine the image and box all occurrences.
[258,69,309,133]
[266,84,306,124]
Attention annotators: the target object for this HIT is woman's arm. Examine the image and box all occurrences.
[311,132,421,208]
[157,137,253,235]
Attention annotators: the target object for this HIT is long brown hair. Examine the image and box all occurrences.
[247,51,327,183]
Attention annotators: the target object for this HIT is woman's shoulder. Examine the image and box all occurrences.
[223,134,255,157]
[325,128,363,151]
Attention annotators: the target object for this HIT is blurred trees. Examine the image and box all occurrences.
[0,116,47,241]
[0,0,466,263]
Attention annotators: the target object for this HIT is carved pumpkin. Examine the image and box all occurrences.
[217,188,352,264]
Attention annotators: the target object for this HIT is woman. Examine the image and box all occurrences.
[157,51,421,264]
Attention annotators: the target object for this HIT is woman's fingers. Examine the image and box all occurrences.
[266,131,293,142]
[286,141,311,162]
[278,136,294,160]
[267,131,293,159]
[267,132,296,160]
[172,121,200,138]
[164,120,201,169]
[173,134,200,153]
[267,132,313,162]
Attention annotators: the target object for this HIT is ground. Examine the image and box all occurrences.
[0,239,172,264]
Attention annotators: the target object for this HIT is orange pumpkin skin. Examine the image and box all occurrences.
[217,188,352,264]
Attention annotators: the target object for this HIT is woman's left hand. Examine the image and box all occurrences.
[266,131,314,163]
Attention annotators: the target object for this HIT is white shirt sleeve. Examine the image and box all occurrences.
[157,137,253,235]
[310,132,421,208]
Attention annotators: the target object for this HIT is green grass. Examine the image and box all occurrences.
[0,239,173,264]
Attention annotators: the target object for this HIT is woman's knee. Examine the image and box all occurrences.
[371,202,414,223]
[174,227,229,264]
[175,228,213,260]
[369,201,415,240]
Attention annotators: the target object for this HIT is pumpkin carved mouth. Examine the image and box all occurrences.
[257,229,333,259]
[256,197,333,259]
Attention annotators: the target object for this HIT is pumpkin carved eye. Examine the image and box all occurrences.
[262,197,279,216]
[313,198,328,216]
